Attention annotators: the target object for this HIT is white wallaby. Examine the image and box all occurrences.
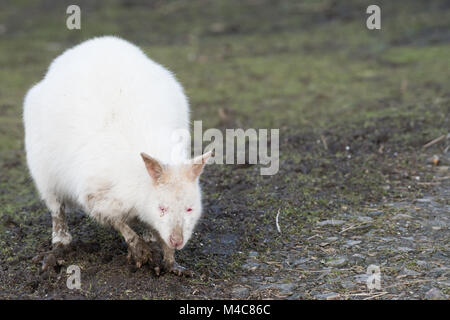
[23,36,211,275]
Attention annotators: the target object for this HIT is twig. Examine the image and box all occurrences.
[417,182,441,186]
[363,292,389,300]
[423,134,446,148]
[320,135,328,150]
[339,222,370,234]
[276,209,281,233]
[339,224,356,234]
[343,291,388,298]
[345,292,372,297]
[297,268,331,273]
[296,267,354,273]
[306,234,320,241]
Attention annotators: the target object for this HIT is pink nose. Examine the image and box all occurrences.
[169,234,183,248]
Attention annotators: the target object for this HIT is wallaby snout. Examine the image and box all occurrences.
[169,228,184,249]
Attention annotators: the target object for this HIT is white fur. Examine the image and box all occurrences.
[23,36,204,249]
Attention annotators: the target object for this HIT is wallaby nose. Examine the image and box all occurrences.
[169,234,183,248]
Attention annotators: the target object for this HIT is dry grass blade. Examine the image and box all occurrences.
[423,134,446,148]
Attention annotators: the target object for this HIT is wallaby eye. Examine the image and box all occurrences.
[186,207,192,213]
[159,205,168,216]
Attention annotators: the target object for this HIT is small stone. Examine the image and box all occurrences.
[326,237,339,242]
[210,204,221,215]
[367,211,384,216]
[340,280,356,289]
[345,240,362,247]
[429,267,449,276]
[276,283,296,293]
[315,292,340,300]
[259,283,295,293]
[415,198,432,203]
[436,166,449,174]
[289,292,306,299]
[438,280,450,287]
[232,286,249,297]
[248,251,258,258]
[326,257,347,267]
[242,262,259,271]
[354,274,369,284]
[292,257,310,266]
[317,219,345,226]
[401,268,420,277]
[248,275,263,282]
[350,254,366,264]
[392,213,412,220]
[210,22,226,33]
[425,288,446,300]
[397,247,414,252]
[317,283,332,290]
[416,260,430,269]
[357,216,373,223]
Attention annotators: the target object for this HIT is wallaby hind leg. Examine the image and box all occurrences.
[45,195,72,247]
[32,194,72,272]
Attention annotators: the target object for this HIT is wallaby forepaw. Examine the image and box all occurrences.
[127,237,153,268]
[165,262,194,277]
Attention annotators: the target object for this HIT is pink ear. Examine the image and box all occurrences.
[140,152,164,182]
[190,151,212,179]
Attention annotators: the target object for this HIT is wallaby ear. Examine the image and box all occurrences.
[140,152,164,182]
[190,151,212,180]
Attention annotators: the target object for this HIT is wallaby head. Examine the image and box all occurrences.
[140,151,212,250]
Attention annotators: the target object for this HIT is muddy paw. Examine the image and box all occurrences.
[32,244,71,272]
[127,236,153,268]
[164,262,194,277]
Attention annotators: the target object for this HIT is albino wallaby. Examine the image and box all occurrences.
[23,36,211,276]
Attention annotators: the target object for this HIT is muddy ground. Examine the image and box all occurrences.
[0,0,449,299]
